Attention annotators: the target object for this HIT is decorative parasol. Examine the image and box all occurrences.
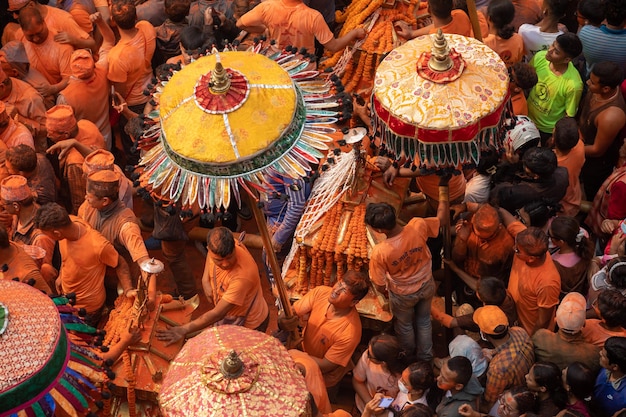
[137,46,346,336]
[159,325,309,416]
[372,31,510,169]
[138,49,343,211]
[0,280,108,417]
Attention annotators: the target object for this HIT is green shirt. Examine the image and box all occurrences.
[527,51,583,133]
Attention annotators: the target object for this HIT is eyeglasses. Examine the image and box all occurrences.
[498,394,517,415]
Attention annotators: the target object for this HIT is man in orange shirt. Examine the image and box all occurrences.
[236,0,365,55]
[35,202,134,325]
[499,206,561,336]
[395,0,473,39]
[365,176,449,361]
[8,0,96,50]
[156,227,269,344]
[108,1,156,165]
[17,7,73,98]
[58,12,115,150]
[287,270,369,388]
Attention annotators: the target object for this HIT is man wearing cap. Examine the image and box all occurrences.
[107,1,156,166]
[58,13,115,150]
[83,149,134,210]
[78,170,152,305]
[35,202,134,325]
[0,223,51,294]
[532,292,601,373]
[17,7,73,98]
[473,305,534,412]
[499,206,561,337]
[0,175,57,286]
[45,104,105,214]
[6,145,56,206]
[0,41,56,109]
[446,203,515,304]
[8,0,96,51]
[0,101,35,150]
[0,67,47,151]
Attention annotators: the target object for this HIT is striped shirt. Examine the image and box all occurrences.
[579,25,626,78]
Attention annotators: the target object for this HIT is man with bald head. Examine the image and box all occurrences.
[18,7,73,98]
[8,0,96,50]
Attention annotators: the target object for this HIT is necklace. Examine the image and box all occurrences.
[591,89,619,105]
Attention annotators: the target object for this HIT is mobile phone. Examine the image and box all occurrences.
[378,397,393,408]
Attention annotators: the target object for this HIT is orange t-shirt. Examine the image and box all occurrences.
[430,10,473,37]
[369,217,440,295]
[507,223,561,336]
[59,217,119,313]
[557,139,585,217]
[204,242,268,329]
[23,27,73,85]
[238,0,334,53]
[293,286,361,387]
[107,21,156,106]
[582,319,626,348]
[483,33,525,66]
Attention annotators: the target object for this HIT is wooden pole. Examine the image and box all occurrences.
[248,192,294,316]
[466,0,483,41]
[248,191,302,347]
[441,184,454,344]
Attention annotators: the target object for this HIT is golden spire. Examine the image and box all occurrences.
[210,54,231,94]
[428,29,453,72]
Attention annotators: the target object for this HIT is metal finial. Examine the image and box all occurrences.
[220,350,244,379]
[139,257,164,274]
[428,29,453,72]
[210,54,231,94]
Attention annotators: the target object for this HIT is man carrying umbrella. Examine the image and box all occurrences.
[280,270,370,389]
[156,226,269,345]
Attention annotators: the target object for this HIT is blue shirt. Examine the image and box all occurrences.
[594,369,626,416]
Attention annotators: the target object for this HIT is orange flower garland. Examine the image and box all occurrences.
[321,0,423,99]
[103,296,137,416]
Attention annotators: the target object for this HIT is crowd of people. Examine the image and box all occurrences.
[0,0,626,416]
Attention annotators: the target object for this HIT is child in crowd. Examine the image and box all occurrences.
[525,361,568,417]
[583,289,626,347]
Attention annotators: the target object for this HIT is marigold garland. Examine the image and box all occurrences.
[321,0,423,97]
[103,296,137,417]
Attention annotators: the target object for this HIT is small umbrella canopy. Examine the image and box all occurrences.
[0,280,106,417]
[139,50,341,210]
[372,32,510,168]
[159,325,309,417]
